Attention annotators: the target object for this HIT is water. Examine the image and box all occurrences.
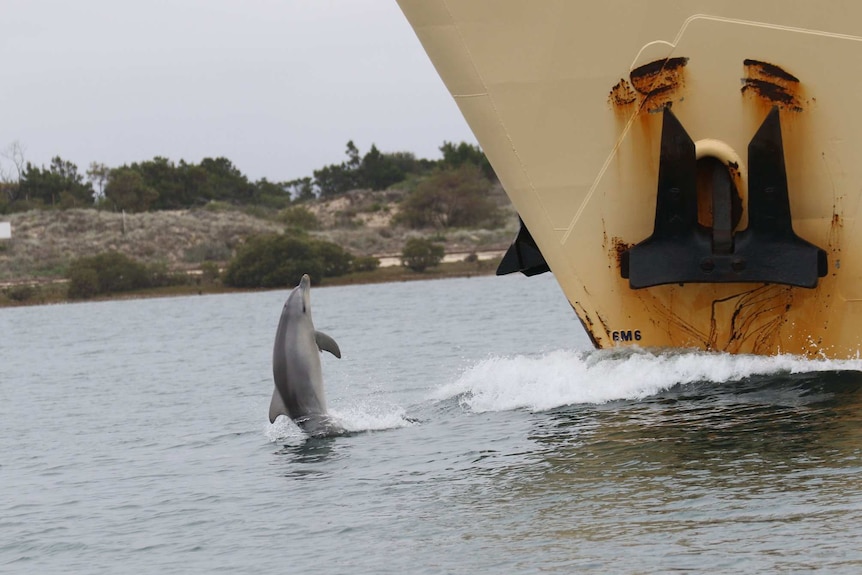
[2,274,862,574]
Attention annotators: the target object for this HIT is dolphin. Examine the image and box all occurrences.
[270,274,344,437]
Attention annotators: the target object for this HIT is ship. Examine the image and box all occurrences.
[396,0,862,359]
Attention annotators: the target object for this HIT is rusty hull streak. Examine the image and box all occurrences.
[608,57,688,111]
[743,59,799,83]
[708,285,794,353]
[610,236,634,270]
[828,212,843,271]
[587,308,614,347]
[725,287,791,353]
[572,301,603,348]
[608,79,638,106]
[743,79,799,107]
[630,57,689,94]
[741,59,804,112]
[631,56,689,111]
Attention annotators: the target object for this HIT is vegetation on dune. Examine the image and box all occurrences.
[222,232,355,289]
[395,164,502,229]
[0,138,516,305]
[279,205,320,231]
[66,251,188,299]
[401,238,445,273]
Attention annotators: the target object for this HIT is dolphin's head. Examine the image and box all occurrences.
[285,273,313,320]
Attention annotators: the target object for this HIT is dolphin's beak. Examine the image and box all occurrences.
[299,274,312,312]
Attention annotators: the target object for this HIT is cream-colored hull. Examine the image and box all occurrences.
[397,1,862,358]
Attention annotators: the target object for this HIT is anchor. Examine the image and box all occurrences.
[620,106,827,289]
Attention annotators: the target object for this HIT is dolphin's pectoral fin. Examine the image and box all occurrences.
[269,387,290,423]
[315,331,342,358]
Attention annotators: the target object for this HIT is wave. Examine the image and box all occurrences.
[433,347,862,413]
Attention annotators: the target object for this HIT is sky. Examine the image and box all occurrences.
[0,0,476,183]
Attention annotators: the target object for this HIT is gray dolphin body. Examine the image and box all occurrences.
[270,274,344,437]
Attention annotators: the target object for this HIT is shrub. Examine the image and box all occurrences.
[223,232,357,288]
[199,261,221,284]
[204,201,233,212]
[279,205,320,231]
[4,284,36,302]
[401,238,445,272]
[352,255,380,273]
[223,234,323,288]
[66,252,152,299]
[312,240,353,277]
[67,266,101,299]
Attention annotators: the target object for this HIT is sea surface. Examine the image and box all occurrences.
[2,274,862,574]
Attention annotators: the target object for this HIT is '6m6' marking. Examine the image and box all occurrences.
[612,330,642,342]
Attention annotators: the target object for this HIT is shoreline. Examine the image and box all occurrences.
[0,257,504,308]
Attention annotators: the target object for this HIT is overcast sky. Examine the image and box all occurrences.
[0,0,475,182]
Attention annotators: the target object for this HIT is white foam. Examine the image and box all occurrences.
[433,348,862,413]
[264,400,414,441]
[265,416,305,442]
[330,401,415,433]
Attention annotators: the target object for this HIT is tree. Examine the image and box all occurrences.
[104,167,159,212]
[1,141,27,185]
[396,165,501,229]
[0,143,23,207]
[313,140,363,197]
[198,156,254,203]
[18,157,93,207]
[0,182,18,211]
[345,140,361,171]
[254,178,292,208]
[401,237,445,272]
[359,144,406,191]
[177,161,209,207]
[132,157,185,209]
[286,177,315,202]
[439,141,496,180]
[87,162,110,201]
[313,140,442,197]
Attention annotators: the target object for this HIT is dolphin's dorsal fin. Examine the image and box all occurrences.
[269,387,289,424]
[315,331,341,358]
